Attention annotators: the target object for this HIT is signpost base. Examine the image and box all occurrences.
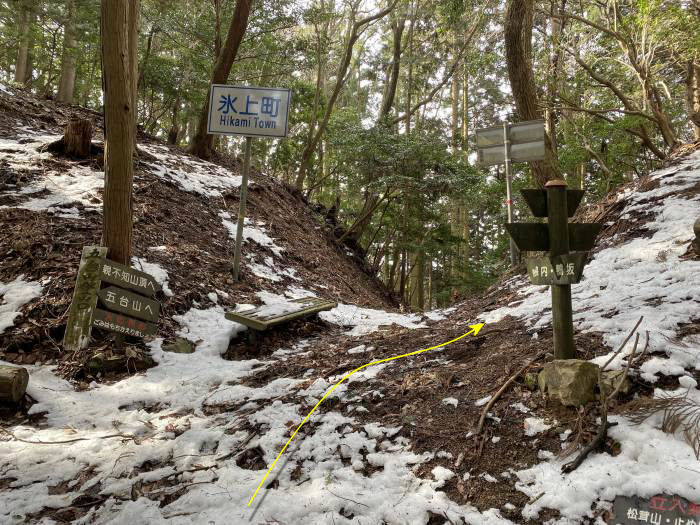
[552,284,575,359]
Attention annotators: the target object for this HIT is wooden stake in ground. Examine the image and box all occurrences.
[0,365,29,403]
[63,246,107,351]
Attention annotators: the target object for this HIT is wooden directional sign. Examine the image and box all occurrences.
[64,246,163,350]
[525,254,587,285]
[92,308,158,338]
[505,180,603,360]
[97,286,160,322]
[100,261,161,297]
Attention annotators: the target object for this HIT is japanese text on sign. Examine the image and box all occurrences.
[207,85,291,138]
[614,494,700,525]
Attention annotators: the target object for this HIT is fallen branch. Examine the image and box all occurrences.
[0,426,134,445]
[474,352,545,436]
[562,421,618,473]
[562,319,643,474]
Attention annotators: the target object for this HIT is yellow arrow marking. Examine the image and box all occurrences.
[247,323,485,506]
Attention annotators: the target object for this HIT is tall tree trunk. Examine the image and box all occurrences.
[101,0,139,265]
[685,60,700,141]
[405,0,415,135]
[379,13,406,119]
[451,64,459,151]
[168,98,180,145]
[504,0,558,186]
[462,59,468,153]
[57,0,77,103]
[14,3,33,85]
[189,0,253,159]
[348,9,405,243]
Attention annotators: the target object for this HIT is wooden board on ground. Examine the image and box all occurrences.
[225,296,337,331]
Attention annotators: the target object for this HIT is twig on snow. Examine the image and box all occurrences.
[474,352,545,436]
[325,487,369,508]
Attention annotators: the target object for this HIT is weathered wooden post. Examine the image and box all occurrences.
[546,179,575,359]
[63,246,108,351]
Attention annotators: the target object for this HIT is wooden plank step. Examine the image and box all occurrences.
[225,296,336,331]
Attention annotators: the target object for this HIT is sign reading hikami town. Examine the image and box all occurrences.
[63,246,162,351]
[207,84,291,138]
[206,84,293,282]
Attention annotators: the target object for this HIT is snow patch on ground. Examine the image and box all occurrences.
[523,417,552,437]
[0,134,104,217]
[141,144,242,198]
[320,303,426,336]
[219,212,285,257]
[0,275,43,333]
[132,257,173,297]
[517,389,700,522]
[0,300,516,524]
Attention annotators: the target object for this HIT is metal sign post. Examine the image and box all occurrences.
[206,84,291,281]
[476,119,545,267]
[232,136,252,281]
[503,122,517,266]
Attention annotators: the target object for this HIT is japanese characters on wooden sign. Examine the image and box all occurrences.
[525,254,587,285]
[100,261,159,296]
[93,308,158,338]
[97,287,160,322]
[63,246,162,351]
[612,493,700,525]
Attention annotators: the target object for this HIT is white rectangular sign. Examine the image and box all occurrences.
[207,84,291,138]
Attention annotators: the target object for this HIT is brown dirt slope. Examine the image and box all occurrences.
[0,85,393,373]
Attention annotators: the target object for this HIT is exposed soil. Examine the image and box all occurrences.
[0,86,393,381]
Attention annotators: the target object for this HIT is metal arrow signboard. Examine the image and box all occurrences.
[476,119,546,267]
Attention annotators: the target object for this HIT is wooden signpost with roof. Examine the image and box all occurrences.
[505,180,602,359]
